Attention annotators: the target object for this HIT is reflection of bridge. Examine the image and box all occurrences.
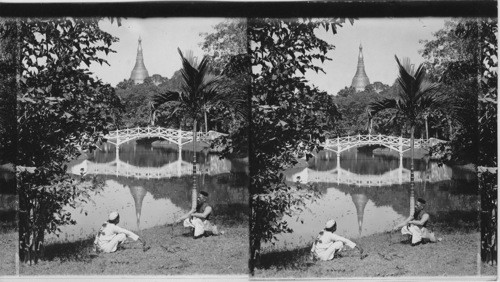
[104,127,226,148]
[286,162,451,186]
[323,134,445,164]
[70,154,230,179]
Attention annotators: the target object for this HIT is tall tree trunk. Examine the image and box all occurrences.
[250,236,261,275]
[191,119,198,211]
[409,125,415,218]
[425,116,429,140]
[204,111,208,133]
[448,118,453,139]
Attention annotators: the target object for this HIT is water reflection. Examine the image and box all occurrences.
[269,149,478,250]
[55,142,248,243]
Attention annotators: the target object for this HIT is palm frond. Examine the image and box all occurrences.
[367,97,398,117]
[178,48,201,97]
[394,56,416,103]
[153,91,182,108]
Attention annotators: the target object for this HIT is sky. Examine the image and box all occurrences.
[91,18,224,87]
[309,18,449,94]
[90,17,449,95]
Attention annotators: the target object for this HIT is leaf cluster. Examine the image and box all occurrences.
[248,18,350,254]
[6,18,122,263]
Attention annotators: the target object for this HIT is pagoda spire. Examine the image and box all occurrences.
[351,193,368,236]
[130,37,150,84]
[128,185,147,231]
[351,43,370,92]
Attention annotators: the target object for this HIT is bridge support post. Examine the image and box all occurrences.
[115,142,120,176]
[177,149,182,177]
[178,128,183,151]
[398,136,403,183]
[398,136,403,164]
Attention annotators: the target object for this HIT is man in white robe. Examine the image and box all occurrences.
[94,211,148,253]
[311,219,367,261]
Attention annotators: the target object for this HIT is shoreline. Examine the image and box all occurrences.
[372,147,431,159]
[18,216,248,275]
[256,228,496,278]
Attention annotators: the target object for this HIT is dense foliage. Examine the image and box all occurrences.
[199,19,247,75]
[420,19,495,165]
[0,20,17,165]
[332,83,415,137]
[479,169,497,266]
[421,18,497,265]
[248,18,347,268]
[115,72,183,128]
[6,18,120,264]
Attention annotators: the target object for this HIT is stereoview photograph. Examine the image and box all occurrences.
[0,14,497,281]
[247,17,497,279]
[0,17,249,276]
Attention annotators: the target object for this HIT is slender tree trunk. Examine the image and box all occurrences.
[204,111,208,133]
[425,116,429,140]
[191,119,198,211]
[409,125,415,218]
[448,118,453,139]
[250,237,261,275]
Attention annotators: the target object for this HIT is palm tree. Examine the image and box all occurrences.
[368,56,447,217]
[153,48,246,211]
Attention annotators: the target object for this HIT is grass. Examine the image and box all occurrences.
[254,222,497,278]
[0,228,17,276]
[19,216,248,275]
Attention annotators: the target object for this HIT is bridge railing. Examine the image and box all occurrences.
[324,134,446,150]
[104,126,227,146]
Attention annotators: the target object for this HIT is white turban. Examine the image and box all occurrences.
[325,219,336,229]
[108,211,119,221]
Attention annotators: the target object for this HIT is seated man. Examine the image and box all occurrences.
[94,211,148,253]
[176,191,220,238]
[391,198,439,246]
[311,219,366,261]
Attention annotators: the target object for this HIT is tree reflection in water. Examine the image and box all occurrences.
[56,142,248,243]
[269,149,478,249]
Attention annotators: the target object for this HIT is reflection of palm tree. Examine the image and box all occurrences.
[128,185,147,230]
[351,193,368,236]
[368,56,446,217]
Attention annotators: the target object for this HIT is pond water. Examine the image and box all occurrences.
[50,141,249,243]
[266,148,479,250]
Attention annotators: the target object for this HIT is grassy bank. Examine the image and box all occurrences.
[20,218,248,275]
[255,226,497,278]
[0,230,17,276]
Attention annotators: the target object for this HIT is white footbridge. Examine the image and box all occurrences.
[286,162,452,187]
[70,155,231,179]
[324,134,444,154]
[104,127,227,148]
[323,134,445,165]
